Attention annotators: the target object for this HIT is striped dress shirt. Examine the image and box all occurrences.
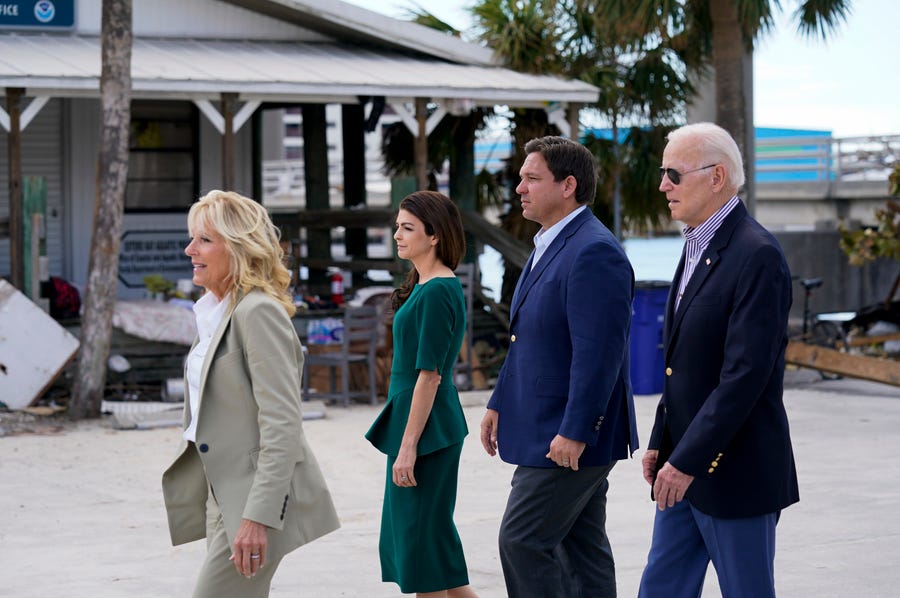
[675,195,740,311]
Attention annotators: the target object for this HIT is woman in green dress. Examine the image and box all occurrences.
[366,191,478,598]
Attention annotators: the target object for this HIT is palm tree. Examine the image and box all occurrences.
[396,1,701,298]
[472,0,700,228]
[594,0,852,213]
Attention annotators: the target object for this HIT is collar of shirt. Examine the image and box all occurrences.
[192,291,228,340]
[675,195,740,310]
[681,195,740,249]
[531,205,586,270]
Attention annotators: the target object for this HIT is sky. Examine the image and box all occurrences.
[343,0,900,139]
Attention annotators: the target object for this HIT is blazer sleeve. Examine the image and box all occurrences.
[667,243,791,476]
[558,239,634,444]
[235,299,305,529]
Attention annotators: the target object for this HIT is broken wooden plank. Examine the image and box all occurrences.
[785,340,900,387]
[846,331,900,348]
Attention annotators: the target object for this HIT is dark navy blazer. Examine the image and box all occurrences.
[649,201,800,518]
[487,208,639,467]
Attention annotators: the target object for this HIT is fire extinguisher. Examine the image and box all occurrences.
[329,268,344,306]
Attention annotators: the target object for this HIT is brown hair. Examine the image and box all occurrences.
[524,135,598,205]
[390,190,465,310]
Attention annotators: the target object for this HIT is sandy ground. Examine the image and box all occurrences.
[2,369,900,597]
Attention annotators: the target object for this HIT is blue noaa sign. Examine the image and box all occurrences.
[0,0,75,30]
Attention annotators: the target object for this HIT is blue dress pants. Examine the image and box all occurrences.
[638,500,778,598]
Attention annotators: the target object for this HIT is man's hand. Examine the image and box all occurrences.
[642,449,659,486]
[480,409,499,456]
[652,462,694,510]
[545,434,586,471]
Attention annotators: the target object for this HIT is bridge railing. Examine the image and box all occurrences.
[756,134,899,185]
[261,133,900,206]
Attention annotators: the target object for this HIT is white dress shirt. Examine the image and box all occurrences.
[183,292,229,442]
[531,205,587,270]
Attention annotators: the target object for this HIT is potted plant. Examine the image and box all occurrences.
[143,274,175,301]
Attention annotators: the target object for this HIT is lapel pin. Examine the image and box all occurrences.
[705,258,711,265]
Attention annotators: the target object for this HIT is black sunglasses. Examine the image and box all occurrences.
[659,164,716,185]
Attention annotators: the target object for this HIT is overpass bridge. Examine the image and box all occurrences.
[755,133,899,229]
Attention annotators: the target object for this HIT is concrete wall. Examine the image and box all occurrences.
[776,230,899,318]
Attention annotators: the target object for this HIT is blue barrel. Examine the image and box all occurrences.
[630,281,670,395]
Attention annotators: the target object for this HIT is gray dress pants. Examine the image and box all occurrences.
[499,462,617,598]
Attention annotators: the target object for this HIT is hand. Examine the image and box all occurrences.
[545,434,586,471]
[230,518,268,578]
[652,462,694,511]
[392,445,417,487]
[642,449,659,486]
[480,409,499,456]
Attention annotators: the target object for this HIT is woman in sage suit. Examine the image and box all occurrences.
[366,191,478,598]
[162,190,339,598]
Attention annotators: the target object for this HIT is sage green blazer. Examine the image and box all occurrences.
[162,289,340,559]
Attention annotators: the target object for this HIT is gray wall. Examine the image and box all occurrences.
[776,230,899,319]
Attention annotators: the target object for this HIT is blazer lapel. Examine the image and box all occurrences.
[510,209,592,320]
[510,252,535,319]
[667,202,748,349]
[665,248,687,343]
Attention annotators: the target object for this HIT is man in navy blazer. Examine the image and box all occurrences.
[638,123,799,598]
[480,136,638,597]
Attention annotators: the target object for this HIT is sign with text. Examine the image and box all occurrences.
[119,229,191,289]
[0,1,75,30]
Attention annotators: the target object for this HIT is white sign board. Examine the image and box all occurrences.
[0,280,80,409]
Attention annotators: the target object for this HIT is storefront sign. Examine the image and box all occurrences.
[118,230,192,289]
[0,1,75,30]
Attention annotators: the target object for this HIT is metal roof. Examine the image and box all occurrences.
[0,33,598,106]
[223,0,498,67]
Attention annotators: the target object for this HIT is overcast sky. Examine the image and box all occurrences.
[344,0,900,139]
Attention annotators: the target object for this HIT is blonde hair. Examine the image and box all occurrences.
[187,190,295,316]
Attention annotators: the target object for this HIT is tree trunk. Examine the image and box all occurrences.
[70,0,132,419]
[710,1,755,213]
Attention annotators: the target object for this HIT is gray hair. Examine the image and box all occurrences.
[668,122,745,191]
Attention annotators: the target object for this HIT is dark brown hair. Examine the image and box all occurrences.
[390,190,465,310]
[524,135,598,205]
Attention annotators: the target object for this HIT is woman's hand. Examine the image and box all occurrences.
[230,518,269,578]
[392,445,418,487]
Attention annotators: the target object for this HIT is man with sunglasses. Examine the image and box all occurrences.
[639,123,799,597]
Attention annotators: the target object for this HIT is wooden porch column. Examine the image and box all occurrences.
[221,92,237,190]
[566,103,582,140]
[301,103,331,292]
[449,112,478,263]
[414,97,428,190]
[341,103,367,262]
[6,87,24,290]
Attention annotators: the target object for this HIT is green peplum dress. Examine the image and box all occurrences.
[365,276,470,593]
